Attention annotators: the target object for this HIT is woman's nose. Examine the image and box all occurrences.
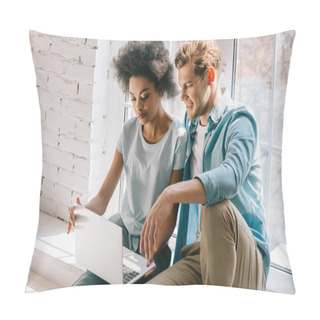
[135,99,143,112]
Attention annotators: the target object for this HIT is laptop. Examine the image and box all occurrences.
[73,205,156,284]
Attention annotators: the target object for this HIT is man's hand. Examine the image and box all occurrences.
[144,264,157,278]
[140,178,206,266]
[140,188,175,266]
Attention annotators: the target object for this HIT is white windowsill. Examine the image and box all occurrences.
[26,212,294,294]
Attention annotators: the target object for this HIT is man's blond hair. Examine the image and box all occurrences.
[175,40,221,80]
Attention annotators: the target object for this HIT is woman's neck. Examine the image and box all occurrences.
[142,107,172,144]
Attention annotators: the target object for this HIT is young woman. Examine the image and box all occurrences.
[67,41,187,285]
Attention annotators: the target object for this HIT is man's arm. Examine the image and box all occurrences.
[166,178,207,205]
[140,114,258,264]
[196,115,257,206]
[140,178,206,264]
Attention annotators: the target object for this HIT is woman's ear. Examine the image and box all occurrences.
[208,67,215,85]
[158,86,164,96]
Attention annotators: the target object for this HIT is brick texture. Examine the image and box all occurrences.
[30,31,125,221]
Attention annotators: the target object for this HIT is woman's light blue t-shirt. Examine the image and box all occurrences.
[116,116,187,245]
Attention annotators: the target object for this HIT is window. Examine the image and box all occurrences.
[119,36,295,272]
[234,32,295,272]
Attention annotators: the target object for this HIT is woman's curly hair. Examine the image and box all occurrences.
[112,41,178,99]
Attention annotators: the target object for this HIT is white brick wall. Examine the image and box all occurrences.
[30,31,125,222]
[89,39,126,216]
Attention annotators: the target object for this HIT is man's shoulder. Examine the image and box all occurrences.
[225,99,257,124]
[229,96,256,114]
[221,100,259,139]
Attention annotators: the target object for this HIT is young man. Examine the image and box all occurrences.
[140,40,270,290]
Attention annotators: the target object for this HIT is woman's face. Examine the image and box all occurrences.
[129,75,163,125]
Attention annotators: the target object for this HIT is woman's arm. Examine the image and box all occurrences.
[140,168,184,265]
[67,150,124,234]
[85,150,124,215]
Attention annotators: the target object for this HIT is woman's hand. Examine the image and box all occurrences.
[67,197,82,234]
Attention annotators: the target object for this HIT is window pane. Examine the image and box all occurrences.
[235,33,295,273]
[235,35,276,144]
[259,145,270,215]
[164,41,186,122]
[269,149,285,251]
[273,31,295,148]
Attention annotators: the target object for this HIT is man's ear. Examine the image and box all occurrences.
[208,67,215,85]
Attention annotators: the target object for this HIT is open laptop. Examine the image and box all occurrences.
[74,205,155,284]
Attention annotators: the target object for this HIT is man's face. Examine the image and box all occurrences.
[178,61,211,121]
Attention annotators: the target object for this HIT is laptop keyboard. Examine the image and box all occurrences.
[123,265,139,284]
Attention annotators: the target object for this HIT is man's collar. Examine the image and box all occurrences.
[208,88,230,126]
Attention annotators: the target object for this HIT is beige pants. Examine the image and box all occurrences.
[148,199,266,290]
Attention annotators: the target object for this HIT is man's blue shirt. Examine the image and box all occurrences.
[173,89,270,277]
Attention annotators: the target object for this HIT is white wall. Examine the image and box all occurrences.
[30,35,235,223]
[30,31,124,222]
[90,39,127,218]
